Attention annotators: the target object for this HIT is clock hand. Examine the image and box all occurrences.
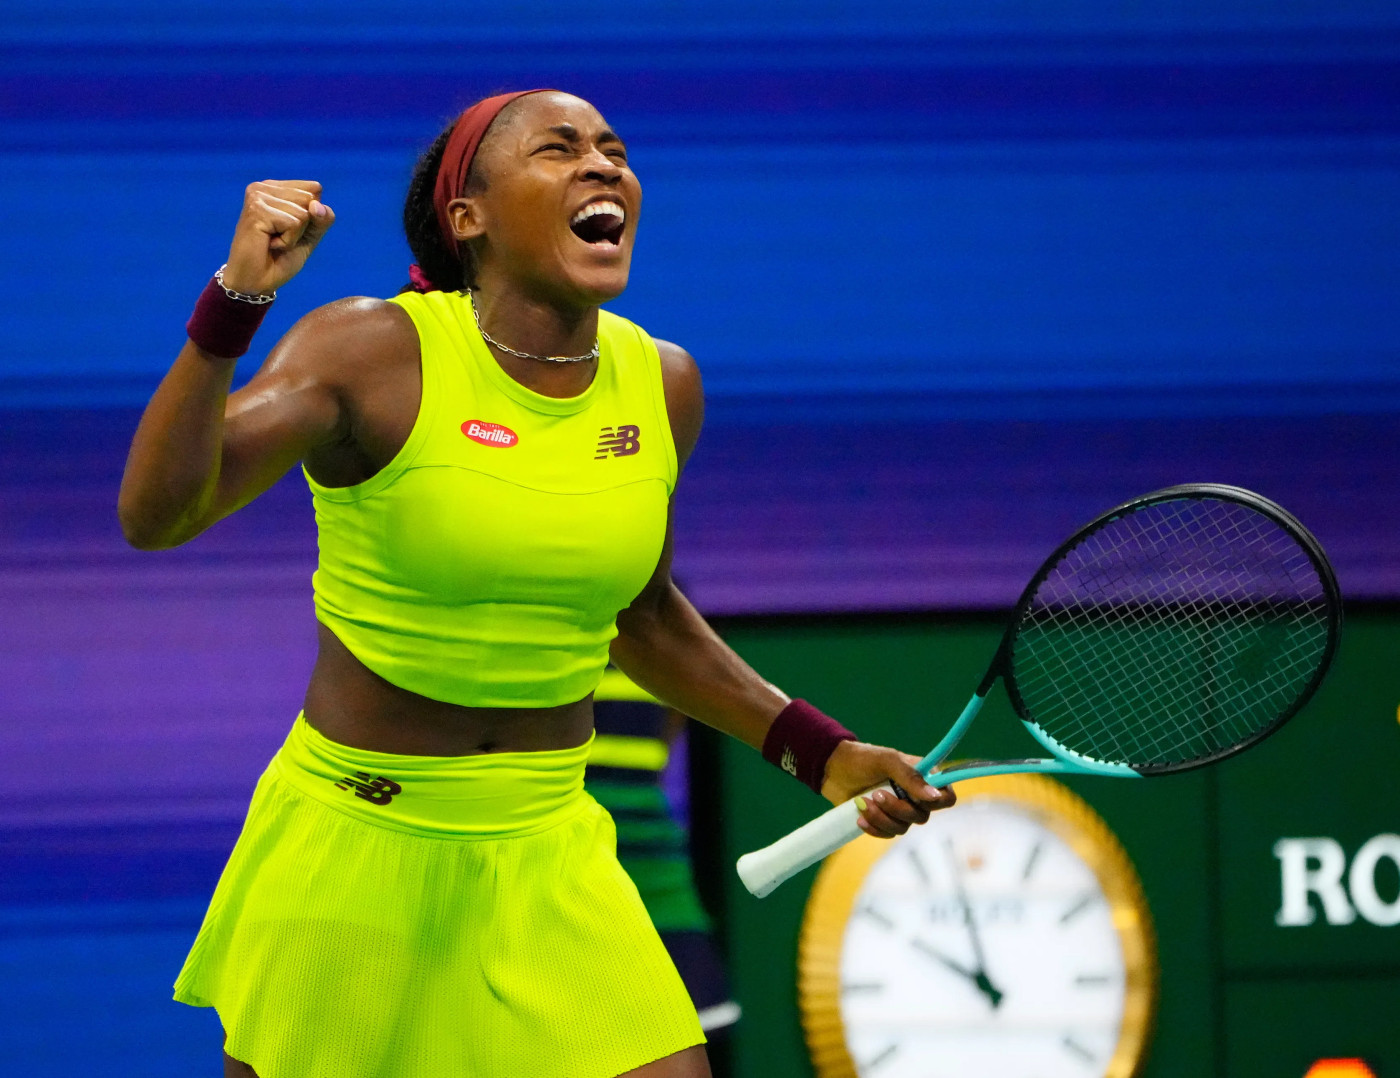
[911,937,981,984]
[972,969,1003,1010]
[942,839,1005,1010]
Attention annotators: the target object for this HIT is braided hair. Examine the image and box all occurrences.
[401,112,495,294]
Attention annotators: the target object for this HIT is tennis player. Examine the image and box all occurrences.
[118,89,954,1078]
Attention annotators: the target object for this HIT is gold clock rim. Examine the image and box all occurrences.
[797,773,1159,1078]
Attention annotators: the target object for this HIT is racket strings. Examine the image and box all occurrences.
[1031,538,1325,763]
[1049,522,1323,762]
[1068,517,1318,755]
[1010,497,1331,770]
[1021,583,1317,764]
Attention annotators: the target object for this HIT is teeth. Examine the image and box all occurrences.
[570,201,625,226]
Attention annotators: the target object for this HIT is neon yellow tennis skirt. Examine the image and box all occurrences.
[175,714,704,1077]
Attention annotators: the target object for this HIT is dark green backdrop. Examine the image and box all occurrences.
[692,608,1400,1077]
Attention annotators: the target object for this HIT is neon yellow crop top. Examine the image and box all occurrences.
[305,290,677,708]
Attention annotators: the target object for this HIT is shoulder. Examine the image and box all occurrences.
[652,338,703,467]
[268,296,416,379]
[252,296,419,415]
[234,295,419,441]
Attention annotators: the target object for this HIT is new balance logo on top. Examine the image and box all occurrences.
[334,771,403,806]
[595,424,641,459]
[780,745,798,778]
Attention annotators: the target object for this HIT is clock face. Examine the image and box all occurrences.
[800,776,1155,1078]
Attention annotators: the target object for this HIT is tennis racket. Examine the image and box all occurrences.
[737,483,1341,898]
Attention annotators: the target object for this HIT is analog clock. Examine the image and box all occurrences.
[799,774,1157,1078]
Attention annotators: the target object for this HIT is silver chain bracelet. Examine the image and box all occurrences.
[215,264,277,305]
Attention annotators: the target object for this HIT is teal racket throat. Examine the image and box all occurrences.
[915,693,1139,786]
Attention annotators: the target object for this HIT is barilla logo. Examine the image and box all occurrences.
[462,420,519,448]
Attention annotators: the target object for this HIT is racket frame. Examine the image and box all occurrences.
[1001,483,1341,775]
[920,484,1341,786]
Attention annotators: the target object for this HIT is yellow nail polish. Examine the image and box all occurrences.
[855,796,868,811]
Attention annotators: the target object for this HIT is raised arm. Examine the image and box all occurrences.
[610,340,953,836]
[119,180,383,550]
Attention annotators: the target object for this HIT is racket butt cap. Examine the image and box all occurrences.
[736,850,787,898]
[734,794,873,898]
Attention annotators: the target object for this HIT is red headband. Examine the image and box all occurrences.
[432,89,554,258]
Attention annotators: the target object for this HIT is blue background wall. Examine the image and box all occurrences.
[4,1,1398,417]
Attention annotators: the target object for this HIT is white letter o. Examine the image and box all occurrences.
[1348,833,1400,927]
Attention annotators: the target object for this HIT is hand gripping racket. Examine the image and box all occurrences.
[737,483,1342,898]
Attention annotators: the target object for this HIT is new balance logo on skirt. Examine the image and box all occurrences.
[596,425,641,459]
[335,771,403,806]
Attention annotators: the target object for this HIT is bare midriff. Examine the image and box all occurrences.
[301,622,595,757]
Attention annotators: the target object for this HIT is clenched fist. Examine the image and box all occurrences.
[222,180,335,296]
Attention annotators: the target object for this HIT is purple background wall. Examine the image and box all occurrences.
[3,408,1395,881]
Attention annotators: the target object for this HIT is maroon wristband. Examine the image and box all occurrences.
[761,699,857,794]
[185,275,271,359]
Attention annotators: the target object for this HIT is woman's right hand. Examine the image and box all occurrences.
[221,180,336,296]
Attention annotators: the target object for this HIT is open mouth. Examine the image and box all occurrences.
[569,200,626,247]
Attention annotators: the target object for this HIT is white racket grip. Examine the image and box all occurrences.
[736,782,895,898]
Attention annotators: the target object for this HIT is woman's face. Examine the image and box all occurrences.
[451,92,642,307]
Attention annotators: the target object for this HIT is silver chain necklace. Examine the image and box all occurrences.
[469,295,599,364]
